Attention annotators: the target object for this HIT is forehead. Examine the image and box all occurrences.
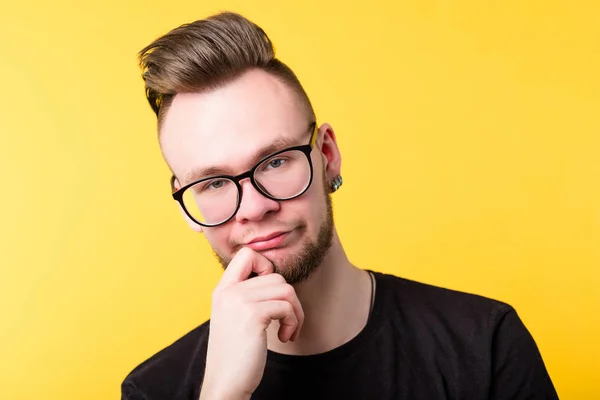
[160,69,310,183]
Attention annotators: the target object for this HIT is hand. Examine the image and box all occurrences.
[199,247,304,400]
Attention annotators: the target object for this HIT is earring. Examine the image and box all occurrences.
[331,175,343,192]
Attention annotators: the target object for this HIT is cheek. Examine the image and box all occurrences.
[203,226,232,253]
[293,174,328,228]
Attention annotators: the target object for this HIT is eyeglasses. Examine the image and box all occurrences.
[171,122,318,227]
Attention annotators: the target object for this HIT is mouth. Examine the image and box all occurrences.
[244,231,290,251]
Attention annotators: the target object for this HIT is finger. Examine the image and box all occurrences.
[237,272,286,290]
[218,247,274,288]
[241,282,304,338]
[237,275,304,341]
[256,300,298,343]
[287,291,304,341]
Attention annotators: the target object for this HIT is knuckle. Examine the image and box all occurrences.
[282,284,295,299]
[283,301,294,315]
[267,273,283,284]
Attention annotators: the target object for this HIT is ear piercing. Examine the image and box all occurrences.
[331,175,343,192]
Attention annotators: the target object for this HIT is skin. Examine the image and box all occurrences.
[160,69,374,398]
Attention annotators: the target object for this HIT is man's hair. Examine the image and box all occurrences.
[138,11,315,131]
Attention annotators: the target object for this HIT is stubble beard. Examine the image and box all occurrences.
[214,183,335,285]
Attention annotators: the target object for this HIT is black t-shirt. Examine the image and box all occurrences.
[121,271,558,399]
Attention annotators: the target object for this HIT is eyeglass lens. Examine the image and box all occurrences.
[181,149,311,225]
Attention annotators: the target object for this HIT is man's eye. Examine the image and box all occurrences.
[201,179,227,191]
[267,158,286,169]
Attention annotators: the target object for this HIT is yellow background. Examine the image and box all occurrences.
[1,0,598,398]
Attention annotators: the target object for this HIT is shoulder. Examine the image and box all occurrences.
[370,273,558,396]
[121,321,211,400]
[373,271,514,333]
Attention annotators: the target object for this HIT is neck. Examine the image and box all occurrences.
[266,229,372,355]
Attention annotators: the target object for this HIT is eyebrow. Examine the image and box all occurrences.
[182,136,301,184]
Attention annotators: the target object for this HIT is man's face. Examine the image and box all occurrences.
[159,69,339,284]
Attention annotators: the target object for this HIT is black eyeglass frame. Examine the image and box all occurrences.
[171,122,318,227]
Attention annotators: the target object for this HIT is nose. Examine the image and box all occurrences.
[234,178,280,223]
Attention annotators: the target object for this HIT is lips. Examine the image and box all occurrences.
[244,231,289,251]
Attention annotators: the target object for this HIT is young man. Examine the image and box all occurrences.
[122,11,558,400]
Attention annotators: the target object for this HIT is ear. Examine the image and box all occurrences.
[317,123,342,182]
[173,177,203,233]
